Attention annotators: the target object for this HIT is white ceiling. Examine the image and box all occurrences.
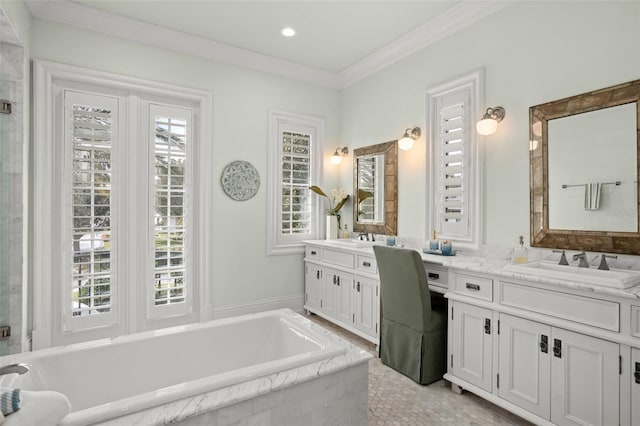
[25,0,515,88]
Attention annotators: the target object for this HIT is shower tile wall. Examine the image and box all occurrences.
[0,14,24,355]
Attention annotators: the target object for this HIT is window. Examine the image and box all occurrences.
[33,61,211,348]
[426,70,483,250]
[267,110,323,255]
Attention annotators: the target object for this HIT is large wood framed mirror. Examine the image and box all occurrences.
[353,140,397,235]
[530,79,640,254]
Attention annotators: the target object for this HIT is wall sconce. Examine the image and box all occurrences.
[330,146,349,165]
[398,127,421,150]
[476,106,506,136]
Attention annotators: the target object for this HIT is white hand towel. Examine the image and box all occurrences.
[3,390,71,426]
[584,183,602,210]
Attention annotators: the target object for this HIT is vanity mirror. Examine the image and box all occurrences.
[353,140,397,235]
[530,79,640,254]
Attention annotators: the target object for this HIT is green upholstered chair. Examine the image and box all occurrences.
[373,245,447,385]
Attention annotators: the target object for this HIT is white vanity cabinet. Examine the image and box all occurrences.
[304,242,380,344]
[446,270,629,426]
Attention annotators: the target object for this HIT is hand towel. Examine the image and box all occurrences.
[3,390,70,426]
[584,182,601,210]
[0,389,21,416]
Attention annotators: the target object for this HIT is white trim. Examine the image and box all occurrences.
[25,0,514,89]
[211,294,305,320]
[266,109,324,256]
[32,59,213,348]
[340,1,515,88]
[425,69,484,252]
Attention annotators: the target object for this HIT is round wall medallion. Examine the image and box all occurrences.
[220,160,260,201]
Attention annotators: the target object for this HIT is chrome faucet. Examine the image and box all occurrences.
[572,251,590,268]
[553,249,569,265]
[0,363,29,376]
[598,254,618,271]
[357,233,369,241]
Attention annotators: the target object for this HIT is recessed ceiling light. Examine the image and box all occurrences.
[281,27,296,37]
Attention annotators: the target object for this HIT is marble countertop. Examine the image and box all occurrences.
[305,239,640,300]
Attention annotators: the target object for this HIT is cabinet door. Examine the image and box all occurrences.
[322,268,338,318]
[451,301,493,392]
[632,348,640,426]
[335,270,352,324]
[354,276,379,338]
[498,314,551,420]
[304,263,322,311]
[551,328,619,426]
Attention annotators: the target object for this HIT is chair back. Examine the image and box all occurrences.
[373,245,432,332]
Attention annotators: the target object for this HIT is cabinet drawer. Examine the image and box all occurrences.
[500,281,620,332]
[356,255,377,274]
[424,264,448,290]
[322,248,355,268]
[631,305,640,338]
[305,246,321,260]
[454,274,493,301]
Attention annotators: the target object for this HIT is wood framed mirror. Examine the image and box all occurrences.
[353,140,397,235]
[530,79,640,254]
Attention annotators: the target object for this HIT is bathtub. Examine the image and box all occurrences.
[0,309,365,425]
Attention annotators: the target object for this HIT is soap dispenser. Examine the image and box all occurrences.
[340,224,350,239]
[429,229,439,250]
[513,235,528,264]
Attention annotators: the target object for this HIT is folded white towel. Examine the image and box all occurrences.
[3,390,70,426]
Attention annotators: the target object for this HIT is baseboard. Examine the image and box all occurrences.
[211,294,305,319]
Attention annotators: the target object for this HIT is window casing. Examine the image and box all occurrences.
[33,61,212,349]
[267,110,323,255]
[426,70,483,250]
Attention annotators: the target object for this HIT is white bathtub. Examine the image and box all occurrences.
[0,309,349,425]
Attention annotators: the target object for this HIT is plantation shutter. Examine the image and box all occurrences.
[64,90,120,332]
[435,91,471,237]
[280,130,312,237]
[148,103,193,319]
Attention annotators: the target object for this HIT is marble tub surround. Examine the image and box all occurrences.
[87,311,372,425]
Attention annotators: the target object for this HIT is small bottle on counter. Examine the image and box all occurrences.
[513,235,528,264]
[429,229,439,250]
[340,224,350,239]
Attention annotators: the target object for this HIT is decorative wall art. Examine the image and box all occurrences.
[220,160,260,201]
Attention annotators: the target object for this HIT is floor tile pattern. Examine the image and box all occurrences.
[307,314,533,426]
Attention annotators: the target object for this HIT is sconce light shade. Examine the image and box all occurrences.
[398,127,421,150]
[476,106,505,136]
[330,146,349,165]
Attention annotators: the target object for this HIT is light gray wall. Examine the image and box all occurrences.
[29,18,342,309]
[339,1,640,247]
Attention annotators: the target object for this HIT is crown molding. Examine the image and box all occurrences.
[339,1,517,88]
[25,0,342,88]
[26,0,515,90]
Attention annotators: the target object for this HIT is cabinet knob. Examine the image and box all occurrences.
[362,261,371,267]
[310,250,317,255]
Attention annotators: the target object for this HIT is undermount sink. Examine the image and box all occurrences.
[324,239,377,248]
[504,260,640,289]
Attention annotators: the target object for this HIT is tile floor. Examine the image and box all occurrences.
[307,314,534,426]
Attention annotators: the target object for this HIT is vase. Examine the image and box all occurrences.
[326,215,338,240]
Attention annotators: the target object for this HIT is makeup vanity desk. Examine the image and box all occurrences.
[304,241,640,426]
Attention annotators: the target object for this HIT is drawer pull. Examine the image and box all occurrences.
[428,272,440,280]
[316,270,320,280]
[310,250,317,255]
[356,282,360,292]
[635,363,640,384]
[336,276,340,286]
[540,335,548,353]
[362,261,371,267]
[466,283,481,291]
[484,318,491,334]
[333,275,337,285]
[553,339,562,358]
